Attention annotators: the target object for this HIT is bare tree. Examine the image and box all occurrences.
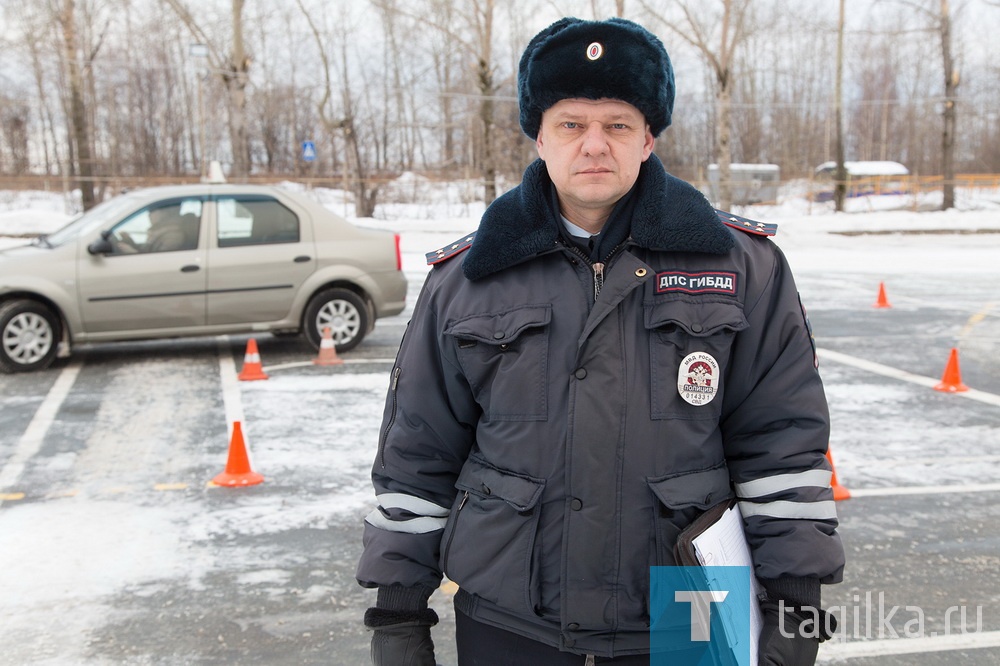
[834,0,847,211]
[885,0,961,209]
[56,0,102,209]
[375,0,503,201]
[163,0,252,178]
[938,0,959,210]
[428,0,462,170]
[643,0,753,211]
[473,0,499,201]
[296,0,381,217]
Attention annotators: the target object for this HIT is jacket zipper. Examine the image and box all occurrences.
[378,366,402,469]
[561,239,629,302]
[441,490,470,571]
[592,263,605,301]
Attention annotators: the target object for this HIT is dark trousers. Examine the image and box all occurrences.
[454,605,651,665]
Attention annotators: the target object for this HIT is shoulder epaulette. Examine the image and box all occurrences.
[426,232,477,265]
[717,210,777,237]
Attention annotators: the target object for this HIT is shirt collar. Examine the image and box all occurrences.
[560,216,597,239]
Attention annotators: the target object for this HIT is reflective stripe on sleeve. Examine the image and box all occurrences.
[365,509,448,534]
[738,500,838,520]
[734,470,833,499]
[376,492,451,517]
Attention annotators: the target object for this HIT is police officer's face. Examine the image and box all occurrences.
[536,98,654,232]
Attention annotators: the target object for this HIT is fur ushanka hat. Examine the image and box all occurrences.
[517,17,675,140]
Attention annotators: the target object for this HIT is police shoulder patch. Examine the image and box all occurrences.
[717,210,777,237]
[426,232,476,266]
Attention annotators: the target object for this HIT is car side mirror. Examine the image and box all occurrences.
[88,236,114,255]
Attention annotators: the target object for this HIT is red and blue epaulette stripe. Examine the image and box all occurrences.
[426,232,477,265]
[717,210,778,237]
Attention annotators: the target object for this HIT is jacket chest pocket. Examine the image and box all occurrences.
[646,300,748,420]
[445,305,551,421]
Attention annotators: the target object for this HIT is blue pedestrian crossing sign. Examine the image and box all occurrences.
[301,141,317,162]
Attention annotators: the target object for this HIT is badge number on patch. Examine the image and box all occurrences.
[677,352,720,406]
[656,271,737,296]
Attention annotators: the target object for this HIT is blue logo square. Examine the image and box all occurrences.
[650,566,753,666]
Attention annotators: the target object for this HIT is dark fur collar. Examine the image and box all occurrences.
[462,153,734,281]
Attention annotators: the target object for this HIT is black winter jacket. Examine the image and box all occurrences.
[357,154,844,658]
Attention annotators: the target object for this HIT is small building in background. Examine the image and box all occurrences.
[707,163,781,205]
[813,161,910,201]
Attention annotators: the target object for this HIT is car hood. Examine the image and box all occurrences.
[0,242,58,267]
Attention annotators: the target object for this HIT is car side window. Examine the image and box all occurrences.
[109,199,202,254]
[216,197,300,248]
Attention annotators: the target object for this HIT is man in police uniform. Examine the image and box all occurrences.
[357,16,844,665]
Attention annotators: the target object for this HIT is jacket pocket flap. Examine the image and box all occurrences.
[647,464,732,510]
[445,305,552,345]
[456,455,546,511]
[644,301,748,337]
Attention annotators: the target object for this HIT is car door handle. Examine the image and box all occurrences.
[293,256,312,263]
[180,265,201,272]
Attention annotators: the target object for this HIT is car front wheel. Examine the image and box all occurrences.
[303,288,369,353]
[0,299,62,373]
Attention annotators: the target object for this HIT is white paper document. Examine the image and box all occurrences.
[691,504,764,666]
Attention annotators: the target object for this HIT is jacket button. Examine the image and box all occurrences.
[574,368,587,380]
[567,622,580,631]
[493,331,505,339]
[570,498,583,511]
[564,637,576,648]
[635,268,647,277]
[691,323,704,333]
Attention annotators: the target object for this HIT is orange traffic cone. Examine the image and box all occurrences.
[212,421,264,487]
[873,282,891,309]
[933,347,969,393]
[826,449,851,501]
[238,338,269,381]
[312,327,344,366]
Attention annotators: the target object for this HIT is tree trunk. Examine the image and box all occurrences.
[834,0,847,212]
[226,0,250,178]
[940,0,957,211]
[476,0,497,203]
[59,0,96,209]
[716,76,733,211]
[478,57,496,203]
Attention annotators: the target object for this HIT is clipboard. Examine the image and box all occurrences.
[672,499,763,666]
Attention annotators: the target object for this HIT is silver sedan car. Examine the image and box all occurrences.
[0,184,407,372]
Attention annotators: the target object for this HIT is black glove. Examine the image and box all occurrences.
[367,608,438,666]
[758,600,836,666]
[364,584,438,666]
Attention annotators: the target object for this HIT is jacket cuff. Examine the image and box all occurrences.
[376,584,435,612]
[759,576,821,609]
[364,606,439,629]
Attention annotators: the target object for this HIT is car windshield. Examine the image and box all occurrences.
[44,193,145,247]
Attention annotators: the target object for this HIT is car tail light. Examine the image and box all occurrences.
[394,233,403,271]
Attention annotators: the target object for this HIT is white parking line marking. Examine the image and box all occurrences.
[216,335,245,428]
[848,482,1000,498]
[862,455,1000,466]
[0,363,82,500]
[263,358,396,372]
[818,629,1000,660]
[817,347,1000,408]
